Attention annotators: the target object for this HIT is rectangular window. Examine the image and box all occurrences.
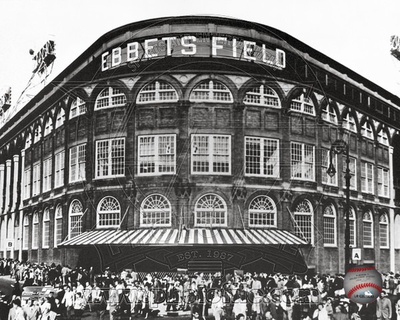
[379,223,388,248]
[96,138,125,178]
[32,223,39,249]
[23,168,31,199]
[43,221,50,248]
[32,163,41,196]
[55,218,63,247]
[192,135,231,175]
[377,167,389,198]
[343,156,357,190]
[245,137,279,177]
[43,157,52,192]
[55,151,65,188]
[291,142,315,180]
[323,216,336,245]
[363,222,373,248]
[69,144,86,182]
[361,162,374,194]
[321,149,337,186]
[23,224,29,250]
[138,135,176,175]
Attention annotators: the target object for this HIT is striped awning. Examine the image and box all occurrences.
[59,228,308,247]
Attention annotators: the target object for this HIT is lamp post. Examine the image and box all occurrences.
[327,139,352,273]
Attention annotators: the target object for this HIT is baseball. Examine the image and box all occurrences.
[344,266,383,304]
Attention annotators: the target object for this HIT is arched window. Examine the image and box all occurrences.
[140,194,171,227]
[70,97,87,118]
[137,81,178,103]
[290,93,315,115]
[377,129,389,146]
[195,194,227,227]
[97,196,121,228]
[294,200,314,244]
[323,204,337,246]
[321,104,337,124]
[33,125,42,144]
[347,207,357,247]
[243,84,280,108]
[395,215,400,249]
[54,205,63,247]
[69,199,83,239]
[363,211,374,248]
[44,118,53,136]
[32,212,39,249]
[189,80,233,103]
[361,121,374,140]
[95,87,127,110]
[248,196,277,227]
[42,208,50,248]
[342,112,357,133]
[379,213,389,248]
[23,215,29,250]
[55,109,65,128]
[25,133,32,149]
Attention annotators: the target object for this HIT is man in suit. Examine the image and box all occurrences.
[376,290,392,320]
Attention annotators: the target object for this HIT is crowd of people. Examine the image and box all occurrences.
[0,259,399,320]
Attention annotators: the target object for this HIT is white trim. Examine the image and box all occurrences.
[95,138,125,179]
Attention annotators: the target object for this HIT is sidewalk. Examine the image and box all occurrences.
[81,309,212,320]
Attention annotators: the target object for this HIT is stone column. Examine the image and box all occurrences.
[11,155,19,213]
[0,165,4,214]
[19,150,25,210]
[389,146,395,272]
[4,160,11,214]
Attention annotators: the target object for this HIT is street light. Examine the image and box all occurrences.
[327,139,352,272]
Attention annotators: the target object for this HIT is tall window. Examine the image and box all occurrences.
[69,144,86,182]
[69,200,83,239]
[137,81,178,103]
[321,104,337,124]
[44,118,53,136]
[192,135,231,175]
[97,196,121,228]
[248,196,277,227]
[55,151,65,188]
[138,135,176,175]
[321,149,337,185]
[377,129,389,146]
[291,142,315,181]
[342,112,357,133]
[32,212,39,249]
[243,84,280,108]
[70,97,87,118]
[245,137,279,177]
[361,121,374,140]
[23,215,29,250]
[294,200,314,244]
[23,168,31,199]
[55,109,65,129]
[25,133,32,149]
[290,93,315,115]
[363,211,374,248]
[348,207,357,247]
[323,204,337,246]
[377,167,389,198]
[54,205,63,247]
[33,126,42,144]
[195,194,227,227]
[343,156,357,190]
[43,157,52,192]
[361,162,374,194]
[395,215,400,249]
[96,138,125,178]
[189,80,233,103]
[140,194,171,227]
[32,163,41,196]
[42,208,50,248]
[94,87,127,110]
[379,213,389,248]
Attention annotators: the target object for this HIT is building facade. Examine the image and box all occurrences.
[1,16,400,275]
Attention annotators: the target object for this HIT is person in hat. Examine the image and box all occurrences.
[376,290,392,320]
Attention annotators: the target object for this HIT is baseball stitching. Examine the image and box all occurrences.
[347,267,375,273]
[347,282,382,298]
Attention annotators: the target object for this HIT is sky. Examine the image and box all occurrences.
[1,0,400,107]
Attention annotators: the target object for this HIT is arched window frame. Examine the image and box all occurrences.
[42,208,50,248]
[33,125,42,144]
[97,196,121,228]
[70,97,87,119]
[361,121,374,140]
[194,194,228,227]
[348,207,357,247]
[25,133,32,149]
[23,215,29,250]
[243,84,281,108]
[294,200,314,245]
[69,199,83,239]
[379,213,389,249]
[54,205,63,248]
[32,211,39,249]
[248,195,277,228]
[140,194,172,227]
[137,81,178,104]
[94,86,127,110]
[290,93,315,116]
[44,118,53,136]
[323,204,337,247]
[189,80,233,103]
[377,129,389,146]
[362,211,374,248]
[55,109,65,129]
[321,104,338,124]
[342,112,357,133]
